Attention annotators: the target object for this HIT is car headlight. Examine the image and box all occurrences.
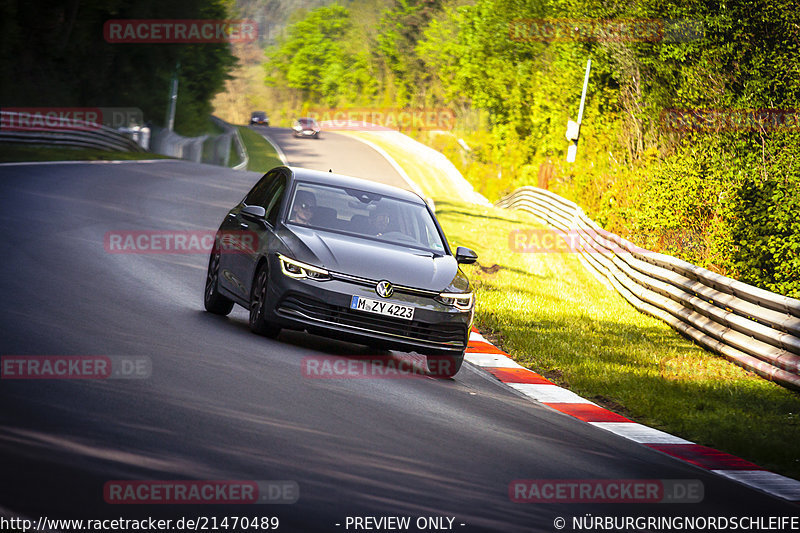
[436,292,473,311]
[278,254,330,281]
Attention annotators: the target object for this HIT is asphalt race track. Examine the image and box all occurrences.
[1,145,798,532]
[251,126,410,190]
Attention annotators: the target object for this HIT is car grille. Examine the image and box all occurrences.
[278,294,467,347]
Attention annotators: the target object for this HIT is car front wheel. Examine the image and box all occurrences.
[204,247,234,315]
[249,264,280,338]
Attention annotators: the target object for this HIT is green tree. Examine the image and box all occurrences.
[0,0,237,135]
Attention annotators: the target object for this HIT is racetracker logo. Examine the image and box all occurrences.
[508,18,703,43]
[103,230,258,254]
[104,20,257,43]
[306,108,456,131]
[509,229,649,254]
[1,356,151,380]
[509,479,704,503]
[104,480,298,504]
[300,354,464,379]
[661,108,800,132]
[0,107,143,131]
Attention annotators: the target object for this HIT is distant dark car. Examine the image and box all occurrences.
[292,117,320,138]
[204,166,477,377]
[250,111,269,126]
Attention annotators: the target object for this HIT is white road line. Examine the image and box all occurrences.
[590,422,693,444]
[258,132,288,165]
[464,353,523,368]
[509,383,597,404]
[340,132,427,199]
[711,470,800,501]
[468,331,487,343]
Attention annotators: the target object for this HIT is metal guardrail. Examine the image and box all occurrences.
[0,111,248,170]
[149,128,207,162]
[0,111,145,152]
[231,126,248,170]
[210,116,248,170]
[150,117,247,169]
[496,186,800,390]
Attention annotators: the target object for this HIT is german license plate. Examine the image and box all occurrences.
[350,296,414,321]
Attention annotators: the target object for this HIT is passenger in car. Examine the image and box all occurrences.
[368,209,391,236]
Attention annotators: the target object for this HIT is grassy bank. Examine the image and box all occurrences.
[236,126,284,173]
[434,199,800,480]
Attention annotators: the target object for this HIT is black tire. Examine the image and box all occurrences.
[204,247,234,315]
[425,353,464,379]
[249,264,280,338]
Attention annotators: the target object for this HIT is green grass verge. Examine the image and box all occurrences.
[0,144,169,163]
[237,126,284,173]
[434,199,800,480]
[339,131,458,200]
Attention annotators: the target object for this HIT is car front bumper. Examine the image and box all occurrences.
[263,259,471,355]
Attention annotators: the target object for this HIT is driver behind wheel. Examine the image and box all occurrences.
[368,208,391,236]
[290,190,317,225]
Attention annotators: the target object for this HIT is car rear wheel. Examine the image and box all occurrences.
[204,247,234,315]
[249,264,280,338]
[425,353,464,378]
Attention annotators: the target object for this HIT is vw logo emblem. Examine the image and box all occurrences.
[376,280,394,298]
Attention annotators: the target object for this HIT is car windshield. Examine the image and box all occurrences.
[298,118,316,127]
[286,181,446,254]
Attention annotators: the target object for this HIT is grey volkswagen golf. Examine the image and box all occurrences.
[204,166,477,378]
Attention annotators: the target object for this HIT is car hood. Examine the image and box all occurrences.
[280,226,467,291]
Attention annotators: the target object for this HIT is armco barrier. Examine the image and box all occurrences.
[496,186,800,390]
[150,116,247,169]
[1,110,247,170]
[149,128,207,162]
[210,116,248,170]
[0,111,144,152]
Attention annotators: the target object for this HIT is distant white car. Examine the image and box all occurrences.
[292,117,320,138]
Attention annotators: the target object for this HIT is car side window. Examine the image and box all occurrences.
[264,175,287,226]
[243,171,276,207]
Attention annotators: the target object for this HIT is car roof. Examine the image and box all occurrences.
[283,166,426,205]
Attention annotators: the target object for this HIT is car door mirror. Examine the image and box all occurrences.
[241,205,266,219]
[455,246,478,264]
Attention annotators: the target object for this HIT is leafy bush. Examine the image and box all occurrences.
[258,0,800,297]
